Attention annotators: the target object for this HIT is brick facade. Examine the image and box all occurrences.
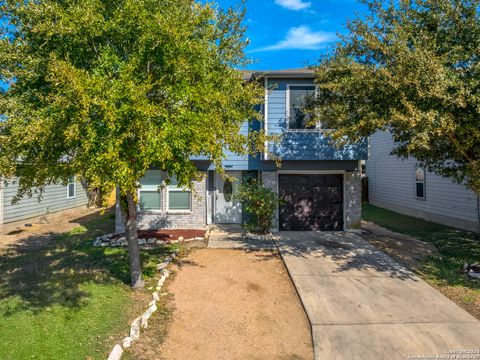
[115,173,207,233]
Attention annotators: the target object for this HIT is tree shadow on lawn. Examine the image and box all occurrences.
[406,226,480,289]
[362,204,480,290]
[0,209,174,316]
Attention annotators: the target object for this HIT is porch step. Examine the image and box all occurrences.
[209,224,243,232]
[207,226,276,250]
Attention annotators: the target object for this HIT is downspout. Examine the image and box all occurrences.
[477,195,480,242]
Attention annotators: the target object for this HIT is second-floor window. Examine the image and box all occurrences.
[287,85,316,130]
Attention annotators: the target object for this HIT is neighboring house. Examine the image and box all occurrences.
[367,131,479,232]
[115,68,367,232]
[0,176,88,225]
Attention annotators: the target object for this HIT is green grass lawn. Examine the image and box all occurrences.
[0,210,176,360]
[363,203,480,318]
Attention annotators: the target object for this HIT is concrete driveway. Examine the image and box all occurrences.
[275,232,480,360]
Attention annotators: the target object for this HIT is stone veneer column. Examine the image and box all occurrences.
[261,171,279,231]
[344,171,362,231]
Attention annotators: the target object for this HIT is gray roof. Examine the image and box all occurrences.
[240,69,255,81]
[238,68,315,81]
[250,68,315,80]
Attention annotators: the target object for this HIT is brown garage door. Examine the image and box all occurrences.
[279,174,343,231]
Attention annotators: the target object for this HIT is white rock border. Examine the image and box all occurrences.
[107,344,123,360]
[106,249,179,359]
[94,233,205,248]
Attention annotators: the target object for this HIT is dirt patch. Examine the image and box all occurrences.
[436,285,480,319]
[0,207,105,251]
[361,221,439,271]
[128,248,313,360]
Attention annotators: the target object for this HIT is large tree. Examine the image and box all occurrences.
[312,0,480,194]
[0,0,264,288]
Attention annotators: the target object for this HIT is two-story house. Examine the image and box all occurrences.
[115,68,367,233]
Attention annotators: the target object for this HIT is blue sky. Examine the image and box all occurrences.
[0,0,367,77]
[220,0,367,70]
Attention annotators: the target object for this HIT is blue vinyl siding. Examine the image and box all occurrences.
[191,117,263,170]
[220,120,250,168]
[266,79,367,161]
[190,76,367,170]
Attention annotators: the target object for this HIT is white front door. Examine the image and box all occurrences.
[214,171,242,224]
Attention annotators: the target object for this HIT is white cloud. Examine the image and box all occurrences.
[275,0,312,11]
[251,26,336,52]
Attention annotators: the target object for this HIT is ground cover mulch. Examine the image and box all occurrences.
[138,229,206,241]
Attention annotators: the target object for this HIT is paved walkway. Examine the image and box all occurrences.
[275,232,480,360]
[207,226,276,250]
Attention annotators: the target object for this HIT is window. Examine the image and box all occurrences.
[287,85,316,130]
[243,170,259,185]
[139,170,162,210]
[223,178,233,202]
[415,166,425,199]
[67,176,76,198]
[168,178,191,211]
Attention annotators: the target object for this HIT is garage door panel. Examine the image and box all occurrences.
[295,175,311,186]
[280,209,308,231]
[294,192,314,201]
[325,174,343,185]
[312,187,342,203]
[279,175,293,185]
[279,174,343,231]
[311,174,327,185]
[311,204,342,217]
[281,190,294,201]
[316,220,343,231]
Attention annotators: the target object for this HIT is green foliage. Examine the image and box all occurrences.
[313,0,480,194]
[235,179,280,234]
[0,210,176,359]
[363,203,480,317]
[0,0,265,200]
[0,0,266,286]
[363,203,480,263]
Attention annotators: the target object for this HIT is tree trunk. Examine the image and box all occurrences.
[124,190,144,289]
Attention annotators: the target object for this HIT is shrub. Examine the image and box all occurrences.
[235,179,281,234]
